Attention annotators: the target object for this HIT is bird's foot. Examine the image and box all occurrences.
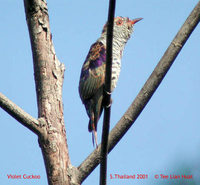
[105,103,111,108]
[105,98,113,108]
[104,89,111,95]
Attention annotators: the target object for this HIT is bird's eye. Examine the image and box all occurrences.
[116,19,123,26]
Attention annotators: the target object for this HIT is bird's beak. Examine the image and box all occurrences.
[127,18,143,29]
[130,18,143,25]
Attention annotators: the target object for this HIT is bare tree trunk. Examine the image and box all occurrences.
[24,0,70,184]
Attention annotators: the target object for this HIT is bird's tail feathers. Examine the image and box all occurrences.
[88,88,104,147]
[92,128,98,148]
[88,119,93,132]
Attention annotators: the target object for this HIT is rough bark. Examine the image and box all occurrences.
[24,0,72,184]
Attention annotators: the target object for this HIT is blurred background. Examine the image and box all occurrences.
[0,0,200,184]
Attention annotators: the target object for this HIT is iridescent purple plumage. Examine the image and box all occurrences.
[79,17,142,147]
[79,41,106,147]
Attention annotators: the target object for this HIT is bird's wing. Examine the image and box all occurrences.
[79,42,106,101]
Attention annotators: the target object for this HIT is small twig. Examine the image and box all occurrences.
[0,92,41,135]
[100,0,116,185]
[76,1,200,184]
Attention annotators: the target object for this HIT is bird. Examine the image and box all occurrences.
[79,16,142,147]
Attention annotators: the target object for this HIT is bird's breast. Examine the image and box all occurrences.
[111,57,121,91]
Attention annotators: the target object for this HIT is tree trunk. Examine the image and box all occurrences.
[24,0,72,184]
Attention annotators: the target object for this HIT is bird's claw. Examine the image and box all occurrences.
[106,103,112,108]
[104,89,111,95]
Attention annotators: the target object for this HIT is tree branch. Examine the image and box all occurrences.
[100,0,116,185]
[76,1,200,183]
[24,0,70,184]
[0,92,42,135]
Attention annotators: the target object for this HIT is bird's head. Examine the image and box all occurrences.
[101,17,142,41]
